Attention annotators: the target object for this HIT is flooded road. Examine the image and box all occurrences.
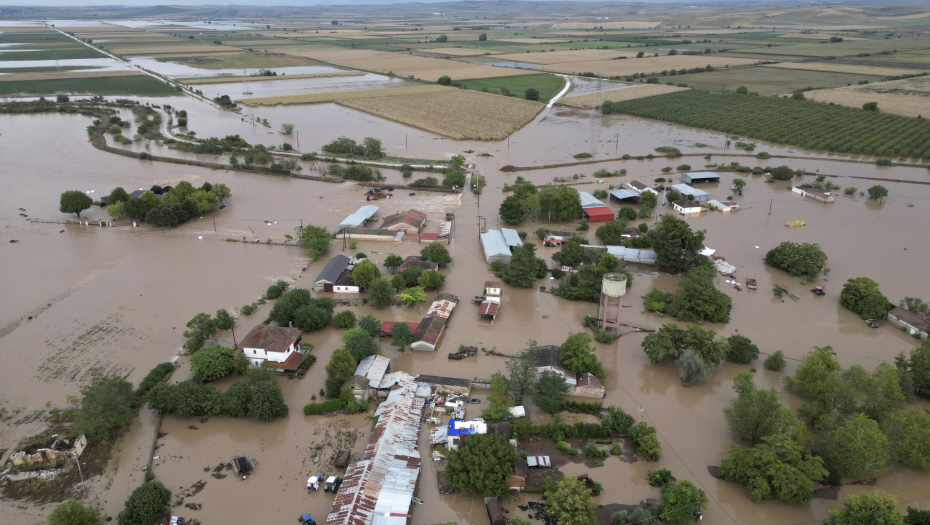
[1,92,928,524]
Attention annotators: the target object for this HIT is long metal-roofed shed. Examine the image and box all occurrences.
[480,230,512,264]
[670,184,709,202]
[313,254,352,292]
[609,189,641,203]
[339,205,379,228]
[578,191,614,222]
[578,191,604,208]
[501,228,523,248]
[681,172,720,184]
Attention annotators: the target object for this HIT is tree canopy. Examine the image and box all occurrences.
[48,499,104,525]
[840,277,890,319]
[118,481,171,525]
[295,225,332,260]
[444,433,518,498]
[765,242,827,278]
[502,242,543,288]
[545,477,598,525]
[829,414,891,481]
[724,371,805,445]
[60,190,93,217]
[350,259,381,290]
[659,480,709,525]
[824,490,905,525]
[367,277,395,308]
[190,344,235,381]
[421,241,452,266]
[391,322,413,351]
[652,214,706,274]
[72,375,134,442]
[718,433,827,504]
[537,370,570,413]
[560,332,606,381]
[342,328,375,362]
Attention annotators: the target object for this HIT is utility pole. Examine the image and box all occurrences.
[73,452,86,492]
[636,405,645,423]
[213,215,216,232]
[615,133,619,157]
[296,131,300,150]
[406,133,408,148]
[768,199,772,215]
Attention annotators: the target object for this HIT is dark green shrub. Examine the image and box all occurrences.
[303,399,345,415]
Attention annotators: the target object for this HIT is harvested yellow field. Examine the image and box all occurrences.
[779,33,867,40]
[561,84,687,109]
[877,12,930,20]
[0,70,145,82]
[420,47,497,57]
[762,62,914,77]
[493,49,638,65]
[551,21,660,29]
[238,84,448,107]
[805,78,930,118]
[108,44,231,55]
[529,55,758,77]
[286,47,534,80]
[180,71,364,85]
[339,89,542,141]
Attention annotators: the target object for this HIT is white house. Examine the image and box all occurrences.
[672,199,702,215]
[239,325,307,372]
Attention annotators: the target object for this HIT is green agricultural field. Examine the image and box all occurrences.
[739,35,930,57]
[678,66,885,95]
[0,32,73,44]
[0,47,107,61]
[0,66,100,73]
[455,73,566,102]
[602,89,930,159]
[0,75,178,96]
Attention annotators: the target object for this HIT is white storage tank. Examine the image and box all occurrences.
[602,273,627,297]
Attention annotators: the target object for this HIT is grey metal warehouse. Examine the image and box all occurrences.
[670,184,709,202]
[680,172,720,184]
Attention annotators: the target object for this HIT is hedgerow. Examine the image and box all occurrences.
[602,90,930,158]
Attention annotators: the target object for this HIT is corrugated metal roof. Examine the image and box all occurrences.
[327,374,423,525]
[355,355,391,388]
[577,191,605,208]
[429,426,448,445]
[501,228,523,248]
[671,184,708,197]
[340,205,380,227]
[610,189,640,200]
[480,230,511,258]
[682,171,720,182]
[583,206,614,222]
[527,456,551,468]
[707,199,730,211]
[478,301,499,317]
[426,299,456,320]
[314,254,352,285]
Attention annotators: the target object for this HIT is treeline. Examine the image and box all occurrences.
[601,89,930,159]
[147,372,289,422]
[321,136,384,159]
[500,183,582,225]
[105,180,230,227]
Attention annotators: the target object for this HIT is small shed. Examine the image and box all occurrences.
[886,307,929,340]
[313,255,352,292]
[334,450,351,468]
[485,281,503,297]
[673,199,703,215]
[526,456,551,468]
[487,499,506,525]
[342,375,371,403]
[681,172,720,184]
[582,206,615,223]
[627,180,659,195]
[420,233,439,243]
[339,205,379,228]
[792,186,835,203]
[231,455,256,475]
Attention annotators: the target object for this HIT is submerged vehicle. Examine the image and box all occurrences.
[298,514,317,525]
[324,475,342,493]
[307,474,322,491]
[811,286,825,296]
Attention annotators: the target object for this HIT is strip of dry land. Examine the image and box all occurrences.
[0,70,145,82]
[561,84,687,109]
[762,62,915,77]
[527,55,759,78]
[237,84,448,106]
[179,71,365,85]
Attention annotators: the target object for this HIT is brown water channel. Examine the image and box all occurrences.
[1,101,928,524]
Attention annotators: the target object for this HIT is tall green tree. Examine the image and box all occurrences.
[183,313,217,353]
[537,185,582,222]
[552,238,584,266]
[727,334,760,363]
[72,376,133,442]
[421,242,452,266]
[59,190,93,217]
[840,277,890,319]
[506,343,537,405]
[190,344,235,381]
[895,341,930,399]
[295,225,332,261]
[502,242,541,288]
[357,314,381,338]
[651,214,706,274]
[247,381,289,421]
[500,194,526,224]
[824,490,905,525]
[678,350,710,387]
[724,371,805,444]
[545,477,598,525]
[639,190,658,210]
[350,259,381,290]
[342,328,375,362]
[665,260,731,323]
[560,332,604,380]
[482,372,514,420]
[48,499,104,525]
[537,370,570,413]
[383,254,404,273]
[444,433,518,497]
[118,481,171,525]
[883,408,930,470]
[367,277,395,309]
[107,187,130,206]
[660,480,709,525]
[215,308,235,330]
[718,433,828,504]
[210,183,231,202]
[391,322,413,351]
[830,413,891,480]
[325,347,356,378]
[867,185,889,202]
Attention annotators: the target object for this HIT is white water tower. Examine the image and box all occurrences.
[598,272,627,332]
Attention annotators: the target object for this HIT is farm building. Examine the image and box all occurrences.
[339,205,379,228]
[326,374,426,525]
[354,355,391,391]
[419,233,439,243]
[670,184,708,202]
[333,269,360,293]
[416,375,473,395]
[708,199,739,212]
[501,228,523,248]
[578,191,614,222]
[478,280,503,322]
[792,186,835,203]
[342,375,371,403]
[627,180,659,196]
[411,317,447,352]
[239,325,308,372]
[480,229,512,264]
[886,307,929,340]
[673,199,703,215]
[379,321,420,337]
[530,345,606,398]
[313,254,352,292]
[681,172,720,184]
[582,245,658,265]
[609,188,641,203]
[380,209,427,233]
[543,230,576,246]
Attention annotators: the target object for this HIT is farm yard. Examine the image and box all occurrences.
[339,88,545,140]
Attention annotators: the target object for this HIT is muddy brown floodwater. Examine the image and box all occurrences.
[1,94,928,525]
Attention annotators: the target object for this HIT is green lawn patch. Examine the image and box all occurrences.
[0,47,107,61]
[456,73,566,102]
[0,75,178,96]
[0,32,73,44]
[679,66,885,96]
[603,89,930,159]
[0,66,101,73]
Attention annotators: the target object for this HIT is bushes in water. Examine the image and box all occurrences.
[765,242,827,278]
[764,350,787,371]
[586,440,610,458]
[147,378,288,421]
[562,400,603,414]
[648,468,673,488]
[655,146,682,158]
[303,398,345,415]
[266,279,289,299]
[134,362,175,403]
[268,289,334,331]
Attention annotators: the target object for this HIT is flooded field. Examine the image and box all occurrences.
[1,80,929,525]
